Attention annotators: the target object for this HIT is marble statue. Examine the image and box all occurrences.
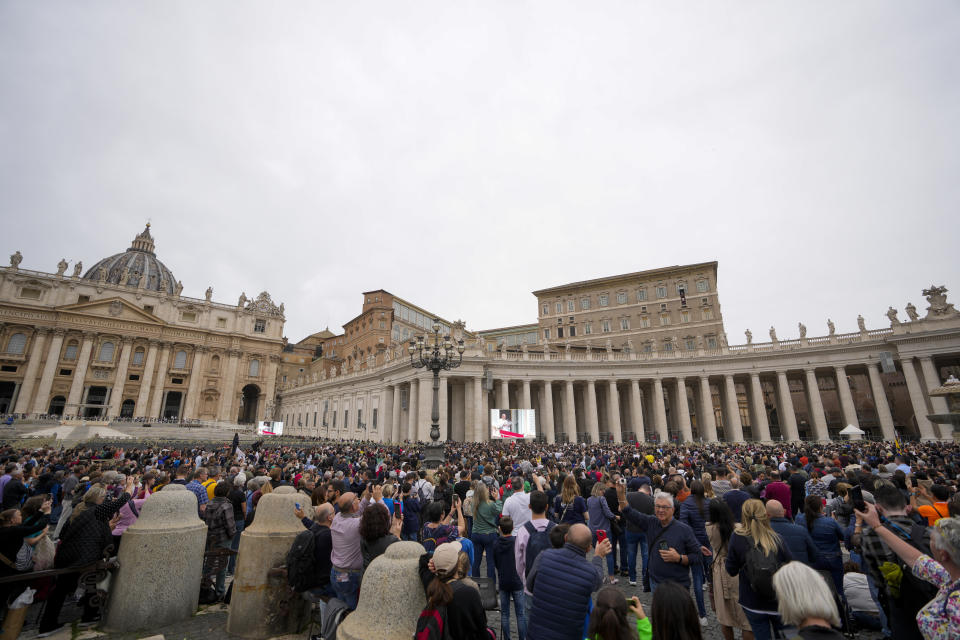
[585,341,593,355]
[72,261,82,277]
[120,266,130,285]
[564,342,571,354]
[174,281,183,296]
[922,285,958,317]
[279,303,284,315]
[886,307,900,325]
[719,332,728,347]
[605,338,613,352]
[625,338,635,353]
[769,326,778,342]
[56,259,68,276]
[857,314,866,332]
[9,251,22,269]
[745,329,753,344]
[520,341,528,354]
[159,275,168,294]
[98,267,107,283]
[798,322,807,338]
[205,287,213,302]
[474,334,485,349]
[648,340,657,353]
[238,292,247,307]
[906,302,919,321]
[137,272,146,290]
[827,319,836,335]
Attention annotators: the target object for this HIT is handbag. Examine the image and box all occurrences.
[32,536,56,571]
[15,542,33,571]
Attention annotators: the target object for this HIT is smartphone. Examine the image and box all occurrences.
[596,529,607,543]
[295,503,301,510]
[849,486,866,513]
[658,541,669,551]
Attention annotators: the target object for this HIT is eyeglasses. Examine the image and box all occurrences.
[654,505,673,511]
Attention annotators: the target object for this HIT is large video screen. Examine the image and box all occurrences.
[257,421,284,436]
[490,409,536,439]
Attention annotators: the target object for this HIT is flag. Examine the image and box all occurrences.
[894,431,903,454]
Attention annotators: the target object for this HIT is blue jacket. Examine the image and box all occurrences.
[493,535,524,592]
[586,495,615,534]
[794,513,845,562]
[678,495,711,549]
[526,543,603,640]
[620,507,701,586]
[769,517,818,565]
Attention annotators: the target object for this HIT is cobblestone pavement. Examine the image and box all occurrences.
[10,558,885,640]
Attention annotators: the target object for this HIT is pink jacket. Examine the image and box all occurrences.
[111,495,149,536]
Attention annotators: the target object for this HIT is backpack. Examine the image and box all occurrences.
[286,528,317,592]
[523,520,557,576]
[744,541,781,602]
[876,521,939,616]
[414,606,451,640]
[417,481,433,507]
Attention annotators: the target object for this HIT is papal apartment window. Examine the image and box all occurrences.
[132,348,145,366]
[685,338,696,351]
[660,303,667,312]
[544,329,551,340]
[569,326,576,337]
[703,309,714,321]
[5,333,26,355]
[254,319,266,333]
[696,280,709,292]
[701,298,709,306]
[566,300,574,312]
[660,315,671,326]
[599,294,609,307]
[602,320,611,333]
[181,311,197,322]
[97,341,115,362]
[681,311,690,323]
[640,305,647,313]
[677,284,686,296]
[620,318,630,331]
[557,327,564,338]
[617,292,627,304]
[174,350,187,369]
[663,340,673,352]
[584,323,593,335]
[640,316,651,328]
[637,289,647,302]
[656,286,667,298]
[707,336,717,349]
[217,317,227,328]
[581,298,591,310]
[64,342,78,360]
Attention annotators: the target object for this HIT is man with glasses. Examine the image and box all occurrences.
[616,484,703,593]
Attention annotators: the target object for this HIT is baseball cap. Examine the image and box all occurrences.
[432,541,463,573]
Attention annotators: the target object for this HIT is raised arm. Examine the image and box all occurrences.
[856,503,924,569]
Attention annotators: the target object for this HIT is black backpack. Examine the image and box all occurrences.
[523,520,557,576]
[744,541,781,602]
[286,528,317,592]
[878,521,939,617]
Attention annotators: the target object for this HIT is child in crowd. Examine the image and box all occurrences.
[585,585,650,640]
[493,516,527,640]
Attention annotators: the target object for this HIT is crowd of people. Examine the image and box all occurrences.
[0,435,957,639]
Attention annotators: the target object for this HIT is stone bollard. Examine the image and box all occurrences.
[337,541,427,640]
[226,485,309,638]
[103,485,207,632]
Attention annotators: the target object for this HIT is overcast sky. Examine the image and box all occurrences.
[2,2,958,343]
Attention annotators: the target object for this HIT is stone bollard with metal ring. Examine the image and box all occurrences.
[337,540,427,640]
[226,485,309,638]
[103,484,207,632]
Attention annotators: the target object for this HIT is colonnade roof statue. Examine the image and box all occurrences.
[82,223,179,294]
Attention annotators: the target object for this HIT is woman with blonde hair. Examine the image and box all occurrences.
[701,472,715,499]
[554,474,587,525]
[725,499,793,640]
[772,562,842,639]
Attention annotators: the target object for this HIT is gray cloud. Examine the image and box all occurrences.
[1,1,958,341]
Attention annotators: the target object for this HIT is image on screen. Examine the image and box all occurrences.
[490,409,536,439]
[257,421,284,436]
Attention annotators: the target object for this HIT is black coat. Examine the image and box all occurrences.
[56,493,130,568]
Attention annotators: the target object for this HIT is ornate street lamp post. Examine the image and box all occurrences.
[410,319,465,466]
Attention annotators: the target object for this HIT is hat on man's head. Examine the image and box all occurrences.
[432,541,463,574]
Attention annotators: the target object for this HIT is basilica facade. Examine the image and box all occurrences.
[276,269,960,444]
[0,225,284,424]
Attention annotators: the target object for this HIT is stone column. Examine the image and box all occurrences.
[182,347,206,419]
[698,376,718,442]
[407,378,419,441]
[497,379,509,409]
[652,377,669,442]
[748,373,772,442]
[64,332,95,417]
[218,349,241,422]
[262,355,280,422]
[472,377,484,442]
[721,375,744,443]
[227,487,309,637]
[521,380,532,409]
[149,343,173,419]
[775,371,799,441]
[866,362,896,441]
[451,380,465,441]
[900,358,938,441]
[833,365,860,434]
[803,368,829,442]
[437,375,449,440]
[585,380,600,443]
[541,381,556,443]
[919,357,951,439]
[607,380,622,443]
[106,339,134,418]
[675,377,693,442]
[391,384,403,442]
[31,329,65,414]
[337,542,427,640]
[13,328,48,414]
[563,380,576,443]
[382,385,394,442]
[418,374,432,441]
[629,379,645,442]
[134,339,160,418]
[104,485,206,631]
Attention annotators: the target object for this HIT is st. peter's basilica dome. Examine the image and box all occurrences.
[82,224,177,294]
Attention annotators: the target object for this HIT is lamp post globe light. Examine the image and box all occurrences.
[409,319,465,466]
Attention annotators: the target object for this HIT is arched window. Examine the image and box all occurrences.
[174,350,187,369]
[210,354,221,373]
[64,341,78,360]
[249,359,260,377]
[132,348,145,366]
[6,333,26,354]
[97,341,115,362]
